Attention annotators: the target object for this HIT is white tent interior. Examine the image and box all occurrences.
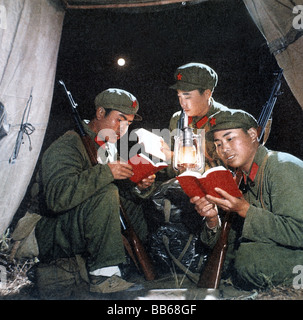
[0,0,302,236]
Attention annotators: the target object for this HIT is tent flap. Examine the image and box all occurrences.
[0,0,65,235]
[243,0,303,111]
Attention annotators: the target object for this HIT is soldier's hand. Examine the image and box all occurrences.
[137,174,156,190]
[206,187,249,218]
[190,196,219,229]
[107,161,134,180]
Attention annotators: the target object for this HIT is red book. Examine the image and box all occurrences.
[128,153,168,184]
[176,166,242,198]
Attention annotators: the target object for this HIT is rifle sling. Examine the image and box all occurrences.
[162,234,201,284]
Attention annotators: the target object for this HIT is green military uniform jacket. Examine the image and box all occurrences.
[35,121,150,272]
[202,145,303,289]
[40,123,114,213]
[169,98,229,134]
[241,145,303,247]
[39,122,152,212]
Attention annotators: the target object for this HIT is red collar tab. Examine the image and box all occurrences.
[243,162,259,183]
[249,162,259,182]
[188,116,208,129]
[94,136,106,149]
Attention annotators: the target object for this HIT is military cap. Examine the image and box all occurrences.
[206,109,258,140]
[170,62,218,92]
[94,88,142,121]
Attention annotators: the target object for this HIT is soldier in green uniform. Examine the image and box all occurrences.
[147,63,234,274]
[34,88,156,294]
[162,62,231,172]
[191,109,303,289]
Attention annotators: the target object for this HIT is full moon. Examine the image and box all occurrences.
[117,58,126,66]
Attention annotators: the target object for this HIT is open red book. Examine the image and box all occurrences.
[128,153,168,184]
[176,166,242,199]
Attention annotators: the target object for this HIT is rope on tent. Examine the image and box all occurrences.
[9,88,35,164]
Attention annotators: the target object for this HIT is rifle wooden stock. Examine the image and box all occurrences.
[60,80,156,281]
[197,212,233,288]
[120,203,157,281]
[80,134,98,165]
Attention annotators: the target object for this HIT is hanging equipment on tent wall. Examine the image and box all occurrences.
[9,88,35,164]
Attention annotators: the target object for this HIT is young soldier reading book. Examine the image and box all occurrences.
[191,109,303,290]
[19,89,156,296]
[161,62,231,174]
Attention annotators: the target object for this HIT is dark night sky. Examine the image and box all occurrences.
[45,0,303,159]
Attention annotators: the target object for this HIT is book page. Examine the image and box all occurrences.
[178,166,227,178]
[201,166,227,177]
[135,128,166,161]
[178,170,202,178]
[129,152,167,167]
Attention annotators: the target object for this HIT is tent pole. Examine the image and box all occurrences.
[61,0,193,10]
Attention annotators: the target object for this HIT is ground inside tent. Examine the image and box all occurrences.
[1,249,303,301]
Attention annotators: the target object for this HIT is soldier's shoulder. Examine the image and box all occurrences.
[169,110,182,129]
[171,110,182,119]
[212,100,231,113]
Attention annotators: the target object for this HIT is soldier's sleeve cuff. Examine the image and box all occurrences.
[205,216,221,233]
[133,186,142,194]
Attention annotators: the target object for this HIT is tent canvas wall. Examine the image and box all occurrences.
[0,0,64,235]
[0,0,302,236]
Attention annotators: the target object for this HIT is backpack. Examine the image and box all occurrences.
[148,178,210,283]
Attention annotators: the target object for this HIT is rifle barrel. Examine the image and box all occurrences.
[257,69,283,141]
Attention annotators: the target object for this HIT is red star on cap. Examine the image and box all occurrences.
[209,118,216,126]
[132,100,137,108]
[177,73,182,81]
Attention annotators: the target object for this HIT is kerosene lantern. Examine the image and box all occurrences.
[173,112,204,172]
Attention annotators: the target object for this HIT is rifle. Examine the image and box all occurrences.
[197,69,283,289]
[59,80,156,281]
[257,68,283,144]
